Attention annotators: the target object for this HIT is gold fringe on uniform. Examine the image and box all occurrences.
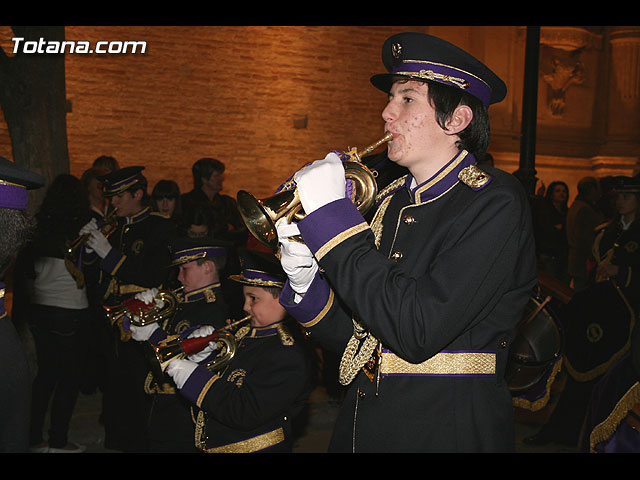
[338,187,397,385]
[589,381,640,453]
[512,358,563,411]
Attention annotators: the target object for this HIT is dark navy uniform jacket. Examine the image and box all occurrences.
[281,150,537,452]
[88,206,174,305]
[593,217,640,308]
[144,282,230,451]
[178,320,313,453]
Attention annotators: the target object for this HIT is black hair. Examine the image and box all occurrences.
[92,155,119,172]
[425,80,491,157]
[152,180,182,217]
[32,174,91,257]
[192,158,225,189]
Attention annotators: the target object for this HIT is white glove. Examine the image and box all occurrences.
[166,358,198,390]
[130,322,160,342]
[185,325,219,362]
[293,152,346,215]
[276,218,318,300]
[86,229,112,258]
[135,288,164,309]
[79,218,98,236]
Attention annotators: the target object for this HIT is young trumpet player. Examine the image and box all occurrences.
[78,166,175,452]
[275,32,537,452]
[126,236,232,452]
[164,248,314,453]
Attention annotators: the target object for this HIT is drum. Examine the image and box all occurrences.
[505,295,564,395]
[562,281,635,382]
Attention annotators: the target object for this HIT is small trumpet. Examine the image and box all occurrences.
[103,286,184,327]
[237,132,393,249]
[65,206,118,264]
[144,315,252,383]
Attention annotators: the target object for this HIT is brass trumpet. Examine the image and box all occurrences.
[103,286,184,327]
[236,132,393,249]
[144,315,252,383]
[65,206,118,264]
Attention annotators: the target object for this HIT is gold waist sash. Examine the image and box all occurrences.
[380,349,496,377]
[198,425,285,453]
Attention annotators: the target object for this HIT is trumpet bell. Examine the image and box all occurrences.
[237,189,297,250]
[237,133,391,250]
[103,287,183,327]
[344,162,378,214]
[143,341,181,384]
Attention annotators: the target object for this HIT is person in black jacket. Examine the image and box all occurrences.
[181,157,246,246]
[275,32,537,452]
[125,236,232,452]
[79,166,175,452]
[526,175,640,447]
[165,249,314,453]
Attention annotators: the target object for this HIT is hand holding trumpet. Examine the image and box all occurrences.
[276,218,318,301]
[293,152,347,215]
[127,288,164,341]
[79,217,112,258]
[236,132,392,250]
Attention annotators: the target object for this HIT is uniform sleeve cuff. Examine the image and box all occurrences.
[297,197,369,260]
[180,365,217,407]
[280,271,334,329]
[148,328,168,344]
[101,247,126,275]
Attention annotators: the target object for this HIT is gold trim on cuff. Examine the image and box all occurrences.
[315,222,369,261]
[299,289,334,329]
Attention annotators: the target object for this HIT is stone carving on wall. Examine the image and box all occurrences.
[542,51,585,116]
[539,27,597,117]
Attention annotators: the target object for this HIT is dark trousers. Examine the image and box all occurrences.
[102,332,152,452]
[28,304,90,448]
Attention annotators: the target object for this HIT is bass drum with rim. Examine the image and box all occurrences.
[505,294,564,396]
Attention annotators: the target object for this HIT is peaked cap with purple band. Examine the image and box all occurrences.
[99,166,146,197]
[229,248,286,288]
[370,32,507,108]
[0,156,45,210]
[169,236,230,267]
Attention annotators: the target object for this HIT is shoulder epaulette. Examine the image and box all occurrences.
[458,164,491,190]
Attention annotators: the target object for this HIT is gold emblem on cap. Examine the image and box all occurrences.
[392,42,402,59]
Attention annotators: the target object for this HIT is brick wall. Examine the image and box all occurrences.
[59,25,427,200]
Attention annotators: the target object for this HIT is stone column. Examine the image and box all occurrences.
[602,26,640,163]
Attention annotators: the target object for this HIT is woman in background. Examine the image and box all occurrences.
[19,174,93,453]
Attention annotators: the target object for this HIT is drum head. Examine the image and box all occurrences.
[506,296,563,394]
[563,281,635,381]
